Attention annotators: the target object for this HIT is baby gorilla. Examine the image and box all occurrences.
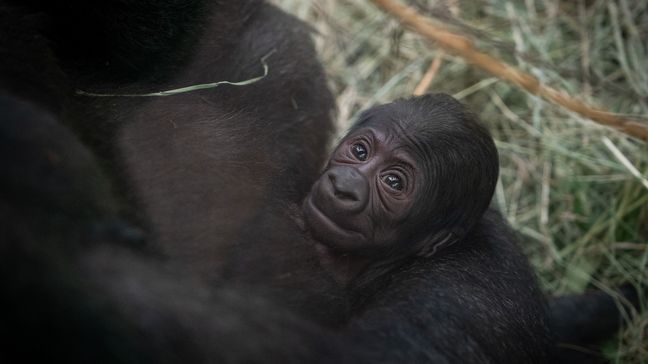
[228,93,504,315]
[302,93,499,282]
[229,93,553,362]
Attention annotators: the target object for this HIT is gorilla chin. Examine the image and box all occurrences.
[302,192,367,253]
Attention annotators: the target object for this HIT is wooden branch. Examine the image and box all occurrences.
[369,0,648,141]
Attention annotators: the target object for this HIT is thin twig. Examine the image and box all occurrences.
[413,52,444,95]
[369,0,648,141]
[77,50,276,97]
[602,136,648,190]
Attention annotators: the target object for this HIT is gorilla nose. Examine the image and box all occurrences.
[326,166,369,212]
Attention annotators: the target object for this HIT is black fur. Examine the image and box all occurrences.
[550,284,641,363]
[231,204,555,362]
[348,209,553,362]
[2,0,341,361]
[1,0,336,276]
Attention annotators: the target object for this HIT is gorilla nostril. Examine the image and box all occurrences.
[328,174,336,184]
[325,166,367,209]
[329,173,359,202]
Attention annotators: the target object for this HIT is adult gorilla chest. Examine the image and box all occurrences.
[58,1,334,275]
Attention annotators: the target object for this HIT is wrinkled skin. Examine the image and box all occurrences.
[303,120,423,254]
[303,95,500,269]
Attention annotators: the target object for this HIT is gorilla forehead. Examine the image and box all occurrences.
[354,93,476,126]
[350,94,477,159]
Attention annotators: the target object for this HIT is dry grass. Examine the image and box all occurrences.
[274,0,647,362]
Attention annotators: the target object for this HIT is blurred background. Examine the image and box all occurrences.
[273,0,646,361]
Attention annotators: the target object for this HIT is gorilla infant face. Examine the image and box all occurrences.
[303,118,424,253]
[302,94,499,258]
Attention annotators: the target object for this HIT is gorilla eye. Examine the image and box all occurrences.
[383,174,403,191]
[351,143,368,161]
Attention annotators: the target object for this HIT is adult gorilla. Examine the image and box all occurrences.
[2,0,344,361]
[1,0,334,275]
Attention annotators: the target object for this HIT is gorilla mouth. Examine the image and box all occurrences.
[303,195,365,248]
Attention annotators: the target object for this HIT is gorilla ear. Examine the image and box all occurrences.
[417,230,458,258]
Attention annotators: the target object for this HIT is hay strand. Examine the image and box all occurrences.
[369,0,648,141]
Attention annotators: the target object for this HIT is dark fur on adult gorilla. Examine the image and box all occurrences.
[0,0,638,363]
[2,0,335,274]
[2,0,343,361]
